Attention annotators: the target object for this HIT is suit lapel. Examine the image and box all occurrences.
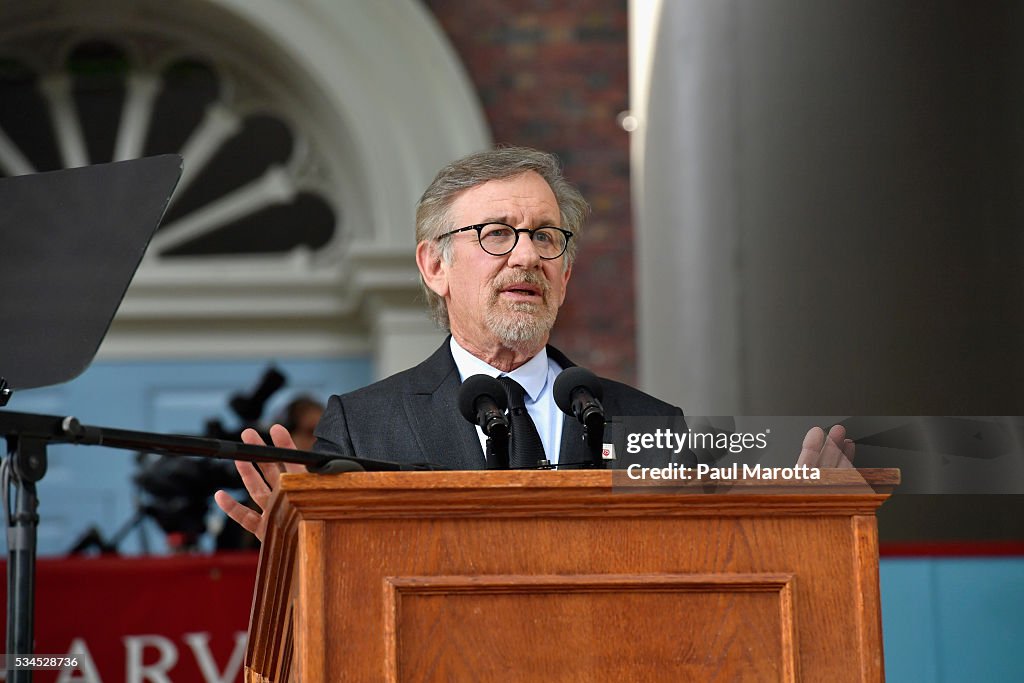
[402,339,487,470]
[557,417,591,468]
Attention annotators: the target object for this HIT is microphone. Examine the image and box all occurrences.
[554,367,605,431]
[457,374,510,439]
[554,367,606,469]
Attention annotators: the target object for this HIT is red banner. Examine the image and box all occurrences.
[0,553,257,683]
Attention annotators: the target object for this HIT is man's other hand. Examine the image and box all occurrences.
[214,424,305,542]
[796,424,855,468]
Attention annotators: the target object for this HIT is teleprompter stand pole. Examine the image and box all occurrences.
[3,433,46,683]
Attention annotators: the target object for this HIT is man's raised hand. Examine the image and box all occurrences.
[796,424,855,468]
[213,424,305,542]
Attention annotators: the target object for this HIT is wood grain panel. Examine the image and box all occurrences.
[246,494,299,682]
[852,515,885,681]
[321,515,859,680]
[297,521,324,683]
[385,574,796,683]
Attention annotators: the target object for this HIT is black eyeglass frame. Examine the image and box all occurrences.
[437,222,575,259]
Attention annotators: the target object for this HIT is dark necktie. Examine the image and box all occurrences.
[497,376,547,469]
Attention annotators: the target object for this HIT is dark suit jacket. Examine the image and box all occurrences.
[313,339,684,470]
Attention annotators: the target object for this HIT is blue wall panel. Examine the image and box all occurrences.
[880,559,940,682]
[932,559,1024,681]
[880,557,1024,682]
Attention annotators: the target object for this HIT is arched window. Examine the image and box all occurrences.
[2,43,337,259]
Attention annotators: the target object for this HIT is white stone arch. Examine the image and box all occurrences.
[0,0,489,375]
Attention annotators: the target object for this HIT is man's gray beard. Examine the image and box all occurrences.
[484,300,556,349]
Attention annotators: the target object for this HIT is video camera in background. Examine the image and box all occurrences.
[134,366,288,552]
[203,366,286,442]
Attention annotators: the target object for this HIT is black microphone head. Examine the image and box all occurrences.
[457,374,508,424]
[553,367,603,415]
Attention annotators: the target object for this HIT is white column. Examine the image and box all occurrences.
[633,0,742,414]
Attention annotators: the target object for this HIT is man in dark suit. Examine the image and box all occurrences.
[215,146,854,540]
[312,340,682,470]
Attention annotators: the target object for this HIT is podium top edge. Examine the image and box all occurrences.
[280,467,900,493]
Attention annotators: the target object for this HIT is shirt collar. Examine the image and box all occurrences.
[449,337,550,403]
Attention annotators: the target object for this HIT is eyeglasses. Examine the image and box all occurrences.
[439,223,574,260]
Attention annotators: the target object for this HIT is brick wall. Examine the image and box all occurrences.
[424,0,636,384]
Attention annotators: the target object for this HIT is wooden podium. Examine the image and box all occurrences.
[245,468,898,682]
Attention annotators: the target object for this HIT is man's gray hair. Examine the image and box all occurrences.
[416,146,589,329]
